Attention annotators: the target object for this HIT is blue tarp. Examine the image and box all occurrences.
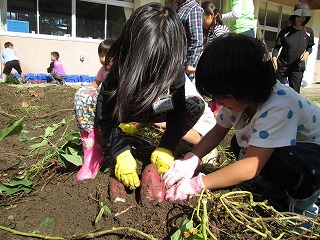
[7,19,29,33]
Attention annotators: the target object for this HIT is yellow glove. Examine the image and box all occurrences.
[151,147,174,174]
[119,123,138,134]
[115,150,140,190]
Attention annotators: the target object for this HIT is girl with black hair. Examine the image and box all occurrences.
[201,1,229,49]
[164,33,320,221]
[272,3,315,93]
[94,3,204,190]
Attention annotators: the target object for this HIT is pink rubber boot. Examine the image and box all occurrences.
[76,129,104,181]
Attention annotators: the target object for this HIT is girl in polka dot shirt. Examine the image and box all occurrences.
[164,33,320,220]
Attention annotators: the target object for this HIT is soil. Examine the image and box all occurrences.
[0,83,319,240]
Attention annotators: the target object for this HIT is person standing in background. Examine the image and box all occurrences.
[173,0,204,81]
[222,0,255,37]
[201,1,229,49]
[272,3,314,93]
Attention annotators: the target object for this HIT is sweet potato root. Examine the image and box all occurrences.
[109,177,126,203]
[140,163,165,204]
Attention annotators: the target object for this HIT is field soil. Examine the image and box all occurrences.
[0,83,319,240]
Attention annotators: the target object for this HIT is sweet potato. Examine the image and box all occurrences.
[109,177,126,203]
[140,163,165,204]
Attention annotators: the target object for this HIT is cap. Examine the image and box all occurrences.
[290,3,311,18]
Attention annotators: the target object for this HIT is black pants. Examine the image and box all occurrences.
[3,60,22,75]
[276,69,304,93]
[230,135,320,199]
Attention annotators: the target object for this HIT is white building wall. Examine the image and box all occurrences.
[0,32,102,76]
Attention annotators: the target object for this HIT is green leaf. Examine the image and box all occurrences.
[194,233,204,240]
[102,205,111,214]
[183,219,194,229]
[0,117,24,141]
[44,127,55,138]
[67,132,81,143]
[67,146,79,156]
[170,228,182,240]
[40,218,54,229]
[0,184,33,195]
[7,177,33,187]
[60,154,83,166]
[57,155,67,168]
[18,132,31,142]
[29,139,49,151]
[170,219,194,240]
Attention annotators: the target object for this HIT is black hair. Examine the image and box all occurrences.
[288,15,311,26]
[213,9,224,26]
[98,39,115,55]
[51,51,60,60]
[105,2,186,121]
[195,33,276,105]
[4,42,13,48]
[201,1,216,15]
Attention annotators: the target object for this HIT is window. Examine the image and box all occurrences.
[39,0,71,36]
[106,5,131,40]
[76,1,132,40]
[4,0,133,39]
[257,1,293,52]
[7,0,37,33]
[76,1,105,39]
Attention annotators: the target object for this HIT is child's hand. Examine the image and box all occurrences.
[166,173,205,201]
[118,123,138,134]
[115,150,140,190]
[163,152,201,189]
[150,148,174,174]
[185,65,196,75]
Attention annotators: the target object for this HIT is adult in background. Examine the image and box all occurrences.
[170,0,204,81]
[272,3,314,93]
[222,0,255,37]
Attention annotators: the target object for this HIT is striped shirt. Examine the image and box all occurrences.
[177,0,204,67]
[204,25,229,45]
